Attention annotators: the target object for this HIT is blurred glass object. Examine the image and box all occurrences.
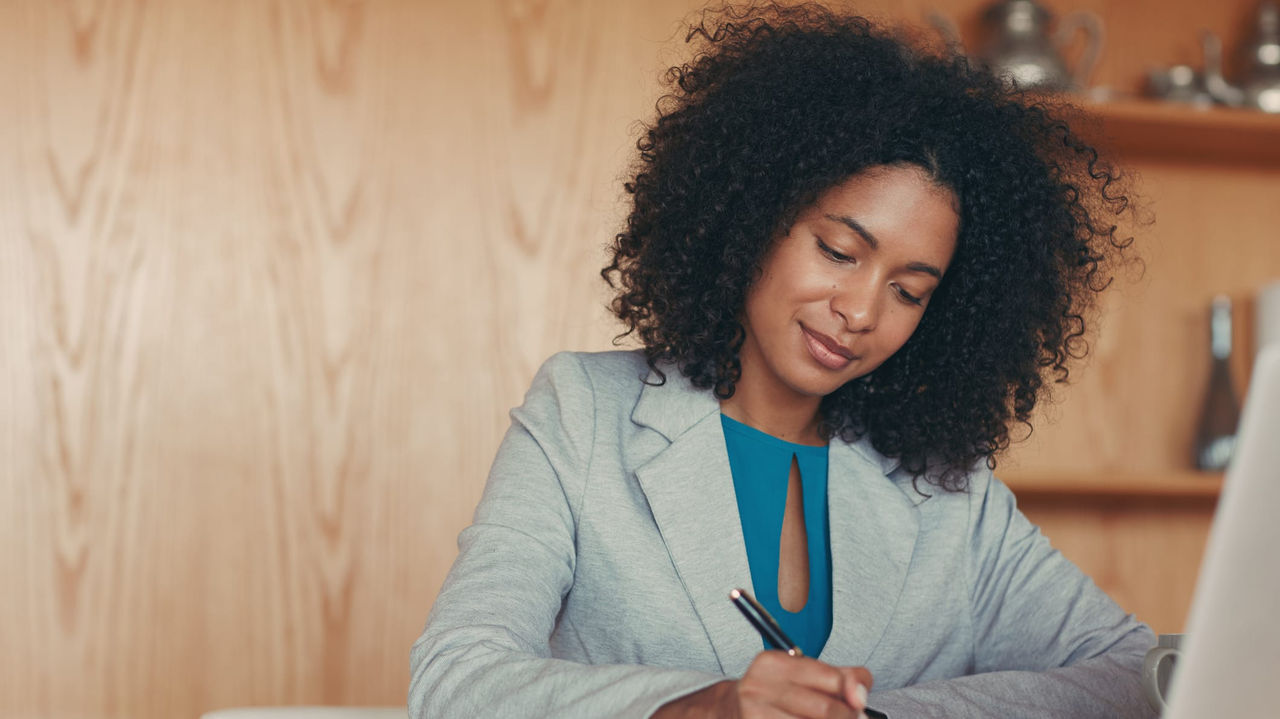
[930,0,1103,94]
[1194,296,1241,472]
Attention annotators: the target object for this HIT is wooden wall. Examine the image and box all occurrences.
[1,2,1276,719]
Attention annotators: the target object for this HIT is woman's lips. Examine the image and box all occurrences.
[802,326,857,370]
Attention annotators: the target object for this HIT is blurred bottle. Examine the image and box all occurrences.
[1194,296,1240,471]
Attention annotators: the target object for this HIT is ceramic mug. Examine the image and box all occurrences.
[1142,633,1184,711]
[1258,280,1280,356]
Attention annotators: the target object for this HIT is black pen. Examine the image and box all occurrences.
[729,588,890,719]
[729,587,803,656]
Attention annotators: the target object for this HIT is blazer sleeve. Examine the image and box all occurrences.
[868,471,1159,718]
[409,352,722,719]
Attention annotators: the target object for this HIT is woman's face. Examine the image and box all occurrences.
[737,165,960,407]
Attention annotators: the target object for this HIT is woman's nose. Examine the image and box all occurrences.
[830,281,879,332]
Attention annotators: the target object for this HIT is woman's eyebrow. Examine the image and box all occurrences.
[824,213,878,249]
[906,261,943,280]
[825,212,944,279]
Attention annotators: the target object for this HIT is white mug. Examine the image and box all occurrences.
[1258,280,1280,356]
[1142,633,1184,711]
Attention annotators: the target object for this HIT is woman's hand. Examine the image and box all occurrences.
[653,650,873,718]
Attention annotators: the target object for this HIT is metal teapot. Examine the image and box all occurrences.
[931,0,1104,94]
[1202,1,1280,112]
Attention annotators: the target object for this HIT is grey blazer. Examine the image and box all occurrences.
[410,351,1156,718]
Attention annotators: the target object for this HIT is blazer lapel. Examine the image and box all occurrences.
[820,439,922,667]
[631,368,760,677]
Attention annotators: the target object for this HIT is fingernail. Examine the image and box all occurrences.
[854,683,869,706]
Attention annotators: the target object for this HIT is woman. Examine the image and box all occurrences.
[411,4,1153,717]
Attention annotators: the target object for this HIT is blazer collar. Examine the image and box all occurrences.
[630,365,923,674]
[630,363,720,442]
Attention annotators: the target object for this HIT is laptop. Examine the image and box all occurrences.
[1164,343,1280,717]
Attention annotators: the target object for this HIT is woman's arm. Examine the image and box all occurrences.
[410,353,722,718]
[867,472,1158,718]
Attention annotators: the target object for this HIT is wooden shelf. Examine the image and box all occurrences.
[1002,470,1224,502]
[1078,98,1280,165]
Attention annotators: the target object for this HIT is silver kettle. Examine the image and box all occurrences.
[1204,1,1280,112]
[932,0,1104,94]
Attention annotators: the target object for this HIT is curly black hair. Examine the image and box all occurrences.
[601,2,1137,491]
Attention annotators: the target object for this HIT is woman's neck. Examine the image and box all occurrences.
[719,392,825,446]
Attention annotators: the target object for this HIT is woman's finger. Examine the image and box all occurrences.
[836,666,873,710]
[742,652,873,717]
[738,679,860,719]
[749,652,848,697]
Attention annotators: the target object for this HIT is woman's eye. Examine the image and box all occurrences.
[895,286,924,306]
[817,239,853,263]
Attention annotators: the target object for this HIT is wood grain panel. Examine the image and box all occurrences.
[1,2,1273,719]
[2,1,712,717]
[3,1,156,716]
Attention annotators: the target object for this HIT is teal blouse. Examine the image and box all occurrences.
[720,414,832,658]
